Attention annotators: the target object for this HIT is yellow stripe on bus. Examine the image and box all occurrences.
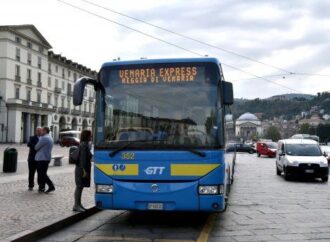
[96,164,139,176]
[171,164,220,176]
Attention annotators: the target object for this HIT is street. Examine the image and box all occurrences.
[39,153,330,242]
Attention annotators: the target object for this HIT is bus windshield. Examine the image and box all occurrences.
[99,62,220,149]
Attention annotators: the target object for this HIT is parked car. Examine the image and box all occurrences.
[59,136,80,147]
[291,134,319,143]
[59,130,81,147]
[276,139,329,182]
[257,141,278,158]
[226,142,255,154]
[320,146,330,164]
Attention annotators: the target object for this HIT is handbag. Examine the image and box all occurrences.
[70,147,80,164]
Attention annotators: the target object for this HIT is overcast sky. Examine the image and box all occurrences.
[1,0,330,99]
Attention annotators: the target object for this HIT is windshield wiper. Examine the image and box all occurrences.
[109,140,206,158]
[109,140,168,157]
[185,148,206,157]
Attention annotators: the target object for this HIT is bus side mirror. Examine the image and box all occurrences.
[222,81,234,105]
[73,77,98,105]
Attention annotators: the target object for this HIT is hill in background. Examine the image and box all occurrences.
[232,92,330,121]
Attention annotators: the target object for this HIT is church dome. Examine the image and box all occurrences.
[237,112,259,121]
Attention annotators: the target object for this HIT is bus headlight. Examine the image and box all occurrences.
[96,184,113,193]
[199,185,224,195]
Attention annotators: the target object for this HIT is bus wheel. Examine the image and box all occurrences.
[257,153,261,157]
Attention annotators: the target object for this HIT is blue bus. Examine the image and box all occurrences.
[73,58,235,212]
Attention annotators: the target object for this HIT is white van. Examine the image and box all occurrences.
[276,139,329,182]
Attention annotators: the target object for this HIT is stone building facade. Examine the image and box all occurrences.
[0,25,97,143]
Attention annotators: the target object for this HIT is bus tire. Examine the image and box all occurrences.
[257,153,261,157]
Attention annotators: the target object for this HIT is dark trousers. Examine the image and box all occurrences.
[36,161,54,191]
[28,161,37,188]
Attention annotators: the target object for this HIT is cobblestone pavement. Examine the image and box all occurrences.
[40,153,330,242]
[0,147,95,241]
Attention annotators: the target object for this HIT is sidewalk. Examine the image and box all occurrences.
[0,145,95,241]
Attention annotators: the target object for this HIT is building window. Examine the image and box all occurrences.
[62,68,65,78]
[15,87,20,99]
[15,65,20,77]
[84,89,87,97]
[39,46,43,53]
[38,56,41,69]
[27,68,31,80]
[55,65,58,72]
[67,97,71,110]
[48,77,51,87]
[27,42,32,49]
[84,102,87,111]
[73,73,77,82]
[16,48,20,61]
[38,72,41,82]
[61,96,65,108]
[89,103,92,113]
[15,36,21,43]
[48,63,51,74]
[47,93,52,104]
[54,95,58,107]
[62,81,65,90]
[27,53,32,65]
[26,89,31,101]
[37,91,41,103]
[67,83,72,95]
[68,70,71,77]
[55,79,58,88]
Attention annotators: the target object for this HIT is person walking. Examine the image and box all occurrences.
[27,127,42,190]
[35,127,55,193]
[73,130,92,212]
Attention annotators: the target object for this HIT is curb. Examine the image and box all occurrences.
[4,206,100,242]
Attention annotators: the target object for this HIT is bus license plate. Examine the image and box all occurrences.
[305,169,314,173]
[148,203,163,210]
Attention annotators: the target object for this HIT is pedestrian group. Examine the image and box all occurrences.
[27,127,92,212]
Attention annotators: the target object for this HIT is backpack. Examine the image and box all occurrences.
[70,147,80,164]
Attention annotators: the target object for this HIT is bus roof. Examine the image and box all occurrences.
[101,57,220,69]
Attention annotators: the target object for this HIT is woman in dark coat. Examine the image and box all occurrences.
[73,130,92,212]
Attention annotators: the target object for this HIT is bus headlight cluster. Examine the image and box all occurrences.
[96,184,113,193]
[198,185,224,195]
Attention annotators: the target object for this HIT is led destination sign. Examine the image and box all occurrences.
[116,66,205,85]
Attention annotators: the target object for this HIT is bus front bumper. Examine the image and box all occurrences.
[95,180,225,212]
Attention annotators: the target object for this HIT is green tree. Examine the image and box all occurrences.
[264,126,281,141]
[299,123,310,134]
[316,124,330,143]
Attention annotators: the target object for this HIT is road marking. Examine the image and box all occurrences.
[196,213,217,242]
[81,236,195,242]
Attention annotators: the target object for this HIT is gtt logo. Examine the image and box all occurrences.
[144,167,165,175]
